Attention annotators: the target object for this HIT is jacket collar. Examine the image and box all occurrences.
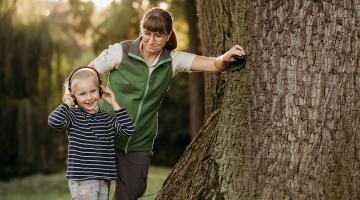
[128,37,172,67]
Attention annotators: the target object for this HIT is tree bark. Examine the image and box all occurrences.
[186,0,205,139]
[157,0,360,199]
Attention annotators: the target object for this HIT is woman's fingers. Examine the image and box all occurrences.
[234,45,245,55]
[223,45,246,62]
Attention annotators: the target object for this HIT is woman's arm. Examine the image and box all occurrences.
[190,45,246,72]
[88,43,123,74]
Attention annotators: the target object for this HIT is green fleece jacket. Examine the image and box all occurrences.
[99,38,173,153]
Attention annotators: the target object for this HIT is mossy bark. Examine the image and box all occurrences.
[157,0,360,199]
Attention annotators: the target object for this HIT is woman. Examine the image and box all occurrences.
[89,7,246,200]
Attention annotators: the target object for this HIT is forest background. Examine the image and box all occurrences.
[0,0,200,180]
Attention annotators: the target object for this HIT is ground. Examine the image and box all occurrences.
[0,166,170,200]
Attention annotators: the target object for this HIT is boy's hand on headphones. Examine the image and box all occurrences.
[101,86,121,110]
[62,92,74,108]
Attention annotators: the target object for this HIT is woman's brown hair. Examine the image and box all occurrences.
[140,7,177,51]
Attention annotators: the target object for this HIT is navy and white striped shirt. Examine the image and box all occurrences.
[48,103,135,180]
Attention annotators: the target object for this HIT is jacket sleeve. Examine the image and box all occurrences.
[93,43,123,74]
[113,108,135,136]
[48,103,73,130]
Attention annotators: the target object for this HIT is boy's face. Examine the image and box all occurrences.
[73,78,100,114]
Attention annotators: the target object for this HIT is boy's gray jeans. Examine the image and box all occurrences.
[68,179,110,200]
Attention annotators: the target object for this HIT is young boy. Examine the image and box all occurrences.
[48,66,135,200]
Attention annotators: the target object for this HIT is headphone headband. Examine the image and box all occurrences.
[67,66,102,92]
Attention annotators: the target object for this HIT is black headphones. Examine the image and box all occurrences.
[67,66,103,105]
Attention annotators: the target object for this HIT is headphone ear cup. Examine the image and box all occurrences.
[99,87,103,97]
[71,95,77,105]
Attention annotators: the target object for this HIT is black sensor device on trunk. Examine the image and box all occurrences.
[229,55,246,71]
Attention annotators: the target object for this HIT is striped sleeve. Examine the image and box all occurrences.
[113,108,135,136]
[48,103,72,130]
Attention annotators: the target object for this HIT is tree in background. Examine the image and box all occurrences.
[0,0,97,179]
[157,0,360,199]
[186,0,204,139]
[91,0,139,53]
[0,0,55,179]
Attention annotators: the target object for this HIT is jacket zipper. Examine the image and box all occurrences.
[124,68,152,153]
[124,53,172,153]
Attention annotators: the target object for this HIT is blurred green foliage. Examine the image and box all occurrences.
[0,0,62,179]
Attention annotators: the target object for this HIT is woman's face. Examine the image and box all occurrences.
[73,78,100,114]
[141,29,170,54]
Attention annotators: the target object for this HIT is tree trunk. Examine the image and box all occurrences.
[186,0,204,139]
[157,0,360,199]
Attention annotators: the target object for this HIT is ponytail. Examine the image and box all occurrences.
[165,30,177,51]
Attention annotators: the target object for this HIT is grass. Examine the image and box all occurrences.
[0,166,170,200]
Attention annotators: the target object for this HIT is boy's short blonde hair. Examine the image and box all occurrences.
[65,67,101,94]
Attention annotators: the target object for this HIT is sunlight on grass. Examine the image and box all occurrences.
[0,166,170,200]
